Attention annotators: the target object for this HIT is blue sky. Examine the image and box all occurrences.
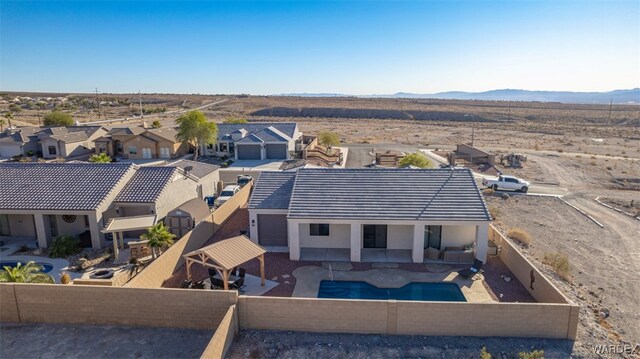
[1,1,638,95]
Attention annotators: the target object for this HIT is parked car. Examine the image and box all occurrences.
[237,175,253,187]
[215,185,241,207]
[482,175,530,193]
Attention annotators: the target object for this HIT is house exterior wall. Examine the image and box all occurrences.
[298,223,350,248]
[155,174,202,220]
[4,214,36,237]
[122,136,157,159]
[386,225,414,250]
[52,214,90,238]
[198,170,220,197]
[441,225,477,248]
[40,137,60,158]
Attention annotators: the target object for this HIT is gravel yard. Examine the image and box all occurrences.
[226,329,574,359]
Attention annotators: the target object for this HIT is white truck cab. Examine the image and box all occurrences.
[482,175,530,193]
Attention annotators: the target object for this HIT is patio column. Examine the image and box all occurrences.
[87,212,102,249]
[259,253,265,286]
[288,221,300,260]
[475,223,489,263]
[33,214,48,248]
[412,224,425,263]
[350,223,361,262]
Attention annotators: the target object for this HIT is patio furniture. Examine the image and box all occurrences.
[443,246,475,263]
[425,247,441,260]
[457,259,485,279]
[180,280,192,288]
[238,267,246,278]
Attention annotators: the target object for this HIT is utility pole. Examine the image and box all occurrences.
[470,122,475,168]
[139,90,144,118]
[607,99,613,126]
[95,88,101,119]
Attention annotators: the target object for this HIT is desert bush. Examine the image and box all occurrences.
[480,347,492,359]
[519,350,544,359]
[482,188,494,195]
[60,272,71,284]
[543,252,571,281]
[507,228,533,247]
[488,206,500,220]
[501,193,510,200]
[49,235,81,258]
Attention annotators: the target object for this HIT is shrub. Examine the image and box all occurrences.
[480,347,492,359]
[220,162,228,168]
[507,228,533,247]
[488,206,500,220]
[49,235,81,258]
[519,350,544,359]
[543,252,571,281]
[43,110,74,126]
[60,272,71,284]
[482,188,494,195]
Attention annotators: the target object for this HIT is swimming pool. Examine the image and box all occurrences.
[0,261,54,273]
[318,280,466,302]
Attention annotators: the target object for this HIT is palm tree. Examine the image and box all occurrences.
[0,261,55,283]
[88,152,112,163]
[140,223,176,259]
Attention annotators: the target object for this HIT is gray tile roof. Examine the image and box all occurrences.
[248,171,297,209]
[145,127,178,142]
[216,123,297,142]
[252,168,490,221]
[166,159,219,179]
[235,126,290,143]
[114,167,177,203]
[50,131,89,143]
[0,163,135,211]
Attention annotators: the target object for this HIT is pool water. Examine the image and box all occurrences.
[0,261,54,273]
[318,280,466,302]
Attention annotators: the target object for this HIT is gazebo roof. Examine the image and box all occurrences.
[102,215,157,233]
[183,235,266,271]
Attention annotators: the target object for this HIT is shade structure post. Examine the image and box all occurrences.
[223,269,229,291]
[112,232,119,259]
[259,253,265,286]
[186,259,192,281]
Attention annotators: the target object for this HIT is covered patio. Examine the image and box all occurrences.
[183,235,267,291]
[102,215,156,262]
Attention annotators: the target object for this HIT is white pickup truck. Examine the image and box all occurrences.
[482,175,530,193]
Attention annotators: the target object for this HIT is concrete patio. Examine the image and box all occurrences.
[291,265,495,303]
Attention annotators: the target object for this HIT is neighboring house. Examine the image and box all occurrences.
[204,122,301,160]
[248,168,491,263]
[0,161,220,249]
[165,159,220,197]
[95,126,189,159]
[38,126,107,159]
[0,127,43,158]
[0,162,136,249]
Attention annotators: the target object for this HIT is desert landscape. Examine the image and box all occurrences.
[2,92,640,355]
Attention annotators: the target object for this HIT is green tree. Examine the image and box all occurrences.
[317,131,340,149]
[223,117,248,124]
[43,110,74,126]
[0,261,55,284]
[151,120,162,128]
[140,223,176,259]
[3,111,13,129]
[175,110,218,160]
[398,152,432,168]
[0,118,6,131]
[88,152,112,163]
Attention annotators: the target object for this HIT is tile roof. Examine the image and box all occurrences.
[145,127,178,142]
[216,123,297,141]
[50,131,89,143]
[248,171,297,209]
[288,168,490,221]
[114,167,177,203]
[235,126,291,143]
[166,159,219,179]
[0,163,134,211]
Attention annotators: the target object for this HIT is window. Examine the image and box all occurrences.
[219,143,228,152]
[424,225,442,249]
[0,214,9,236]
[505,177,518,183]
[363,225,387,248]
[160,148,170,158]
[48,146,57,155]
[229,143,235,154]
[129,146,137,155]
[310,224,330,236]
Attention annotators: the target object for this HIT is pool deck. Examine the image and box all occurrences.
[292,265,494,303]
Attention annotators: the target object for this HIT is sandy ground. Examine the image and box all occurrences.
[226,329,575,359]
[0,323,211,358]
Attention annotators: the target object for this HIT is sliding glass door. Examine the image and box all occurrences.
[363,225,387,249]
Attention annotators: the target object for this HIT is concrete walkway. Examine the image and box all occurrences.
[291,265,494,303]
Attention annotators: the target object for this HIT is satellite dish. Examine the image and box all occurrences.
[184,165,193,174]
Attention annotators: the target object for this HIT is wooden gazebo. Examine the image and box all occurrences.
[183,235,266,291]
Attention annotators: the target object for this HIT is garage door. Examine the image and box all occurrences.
[237,145,261,160]
[265,144,287,159]
[258,214,288,246]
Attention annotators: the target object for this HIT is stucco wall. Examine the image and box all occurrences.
[200,305,238,359]
[5,214,36,237]
[155,174,202,220]
[40,137,59,158]
[299,223,350,248]
[52,214,90,238]
[441,225,476,248]
[122,135,156,159]
[387,225,413,250]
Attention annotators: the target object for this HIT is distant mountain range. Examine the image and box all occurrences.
[280,88,640,104]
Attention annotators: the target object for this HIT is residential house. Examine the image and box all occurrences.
[38,126,107,159]
[248,168,491,263]
[204,122,301,160]
[94,126,189,159]
[0,127,41,158]
[165,159,220,197]
[0,161,220,249]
